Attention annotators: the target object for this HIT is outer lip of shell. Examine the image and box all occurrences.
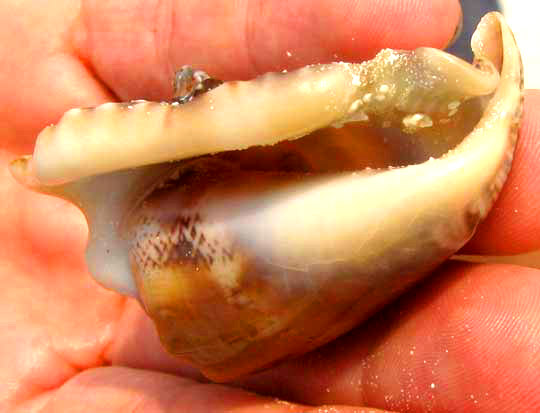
[13,35,502,186]
[8,12,523,381]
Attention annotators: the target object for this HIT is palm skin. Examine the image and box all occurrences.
[2,1,540,412]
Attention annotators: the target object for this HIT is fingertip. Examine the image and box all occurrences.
[244,0,463,74]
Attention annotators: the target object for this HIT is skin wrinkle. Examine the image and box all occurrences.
[243,0,260,77]
[70,2,93,78]
[149,0,178,100]
[2,324,75,407]
[34,345,81,396]
[7,283,127,409]
[68,19,120,104]
[91,296,128,370]
[161,0,176,84]
[21,285,121,403]
[74,1,127,99]
[15,389,56,413]
[38,367,312,413]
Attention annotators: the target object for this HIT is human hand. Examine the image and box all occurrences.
[2,1,539,412]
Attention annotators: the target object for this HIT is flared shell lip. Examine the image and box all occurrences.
[8,14,512,189]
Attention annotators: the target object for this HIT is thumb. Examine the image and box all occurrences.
[74,0,462,100]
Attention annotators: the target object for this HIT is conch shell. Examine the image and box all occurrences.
[10,12,523,381]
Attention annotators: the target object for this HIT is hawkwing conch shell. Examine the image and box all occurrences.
[10,13,523,381]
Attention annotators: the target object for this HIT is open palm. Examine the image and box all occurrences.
[2,1,540,412]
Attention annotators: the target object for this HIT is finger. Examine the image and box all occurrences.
[103,261,540,411]
[20,366,391,413]
[74,0,461,100]
[237,262,540,412]
[0,0,114,153]
[0,150,123,410]
[465,90,540,254]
